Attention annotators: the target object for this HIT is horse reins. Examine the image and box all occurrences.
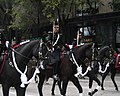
[10,48,31,60]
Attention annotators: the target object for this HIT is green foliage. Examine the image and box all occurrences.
[42,0,78,21]
[0,0,14,27]
[1,0,120,33]
[10,0,37,30]
[0,0,101,31]
[112,0,120,11]
[42,0,100,22]
[42,0,61,22]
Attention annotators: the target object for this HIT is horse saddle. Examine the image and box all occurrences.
[41,56,58,70]
[41,50,70,70]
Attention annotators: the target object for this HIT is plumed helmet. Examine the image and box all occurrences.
[53,18,59,25]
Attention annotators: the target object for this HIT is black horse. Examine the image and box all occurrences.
[38,43,101,96]
[0,40,41,96]
[95,45,119,91]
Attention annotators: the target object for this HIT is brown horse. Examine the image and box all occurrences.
[37,43,101,96]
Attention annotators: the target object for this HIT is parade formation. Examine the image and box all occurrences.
[0,0,120,96]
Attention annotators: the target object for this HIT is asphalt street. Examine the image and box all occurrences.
[0,74,120,96]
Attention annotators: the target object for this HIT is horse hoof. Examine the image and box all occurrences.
[101,87,104,90]
[88,92,92,96]
[51,93,55,96]
[92,89,98,95]
[115,88,118,91]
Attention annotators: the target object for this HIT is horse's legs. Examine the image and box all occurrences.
[51,79,57,95]
[51,79,62,95]
[101,68,109,90]
[2,84,10,96]
[38,74,45,96]
[61,78,69,96]
[110,67,118,91]
[35,74,39,83]
[57,80,62,94]
[15,86,26,96]
[88,77,93,96]
[70,76,83,96]
[87,71,101,96]
[44,77,50,85]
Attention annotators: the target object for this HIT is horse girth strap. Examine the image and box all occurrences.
[11,48,31,60]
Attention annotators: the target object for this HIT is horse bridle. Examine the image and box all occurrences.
[39,42,52,60]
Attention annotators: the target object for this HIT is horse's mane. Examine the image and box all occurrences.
[99,46,109,54]
[75,43,93,53]
[73,43,93,63]
[81,43,93,49]
[15,40,39,51]
[98,46,110,61]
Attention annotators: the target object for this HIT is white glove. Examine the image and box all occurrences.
[88,66,91,71]
[5,41,9,48]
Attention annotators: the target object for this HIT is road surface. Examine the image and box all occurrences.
[0,74,120,96]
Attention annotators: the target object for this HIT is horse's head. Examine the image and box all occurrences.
[38,41,51,59]
[98,46,114,61]
[36,41,52,68]
[32,40,43,59]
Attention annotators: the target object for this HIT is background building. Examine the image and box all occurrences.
[99,0,113,13]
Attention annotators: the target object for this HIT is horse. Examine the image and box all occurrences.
[95,45,119,91]
[37,43,101,96]
[0,40,41,96]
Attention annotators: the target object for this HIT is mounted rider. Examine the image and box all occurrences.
[42,20,67,80]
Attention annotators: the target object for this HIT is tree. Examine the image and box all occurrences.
[112,0,120,11]
[0,0,14,41]
[11,0,38,30]
[10,0,49,38]
[41,0,100,43]
[10,0,100,34]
